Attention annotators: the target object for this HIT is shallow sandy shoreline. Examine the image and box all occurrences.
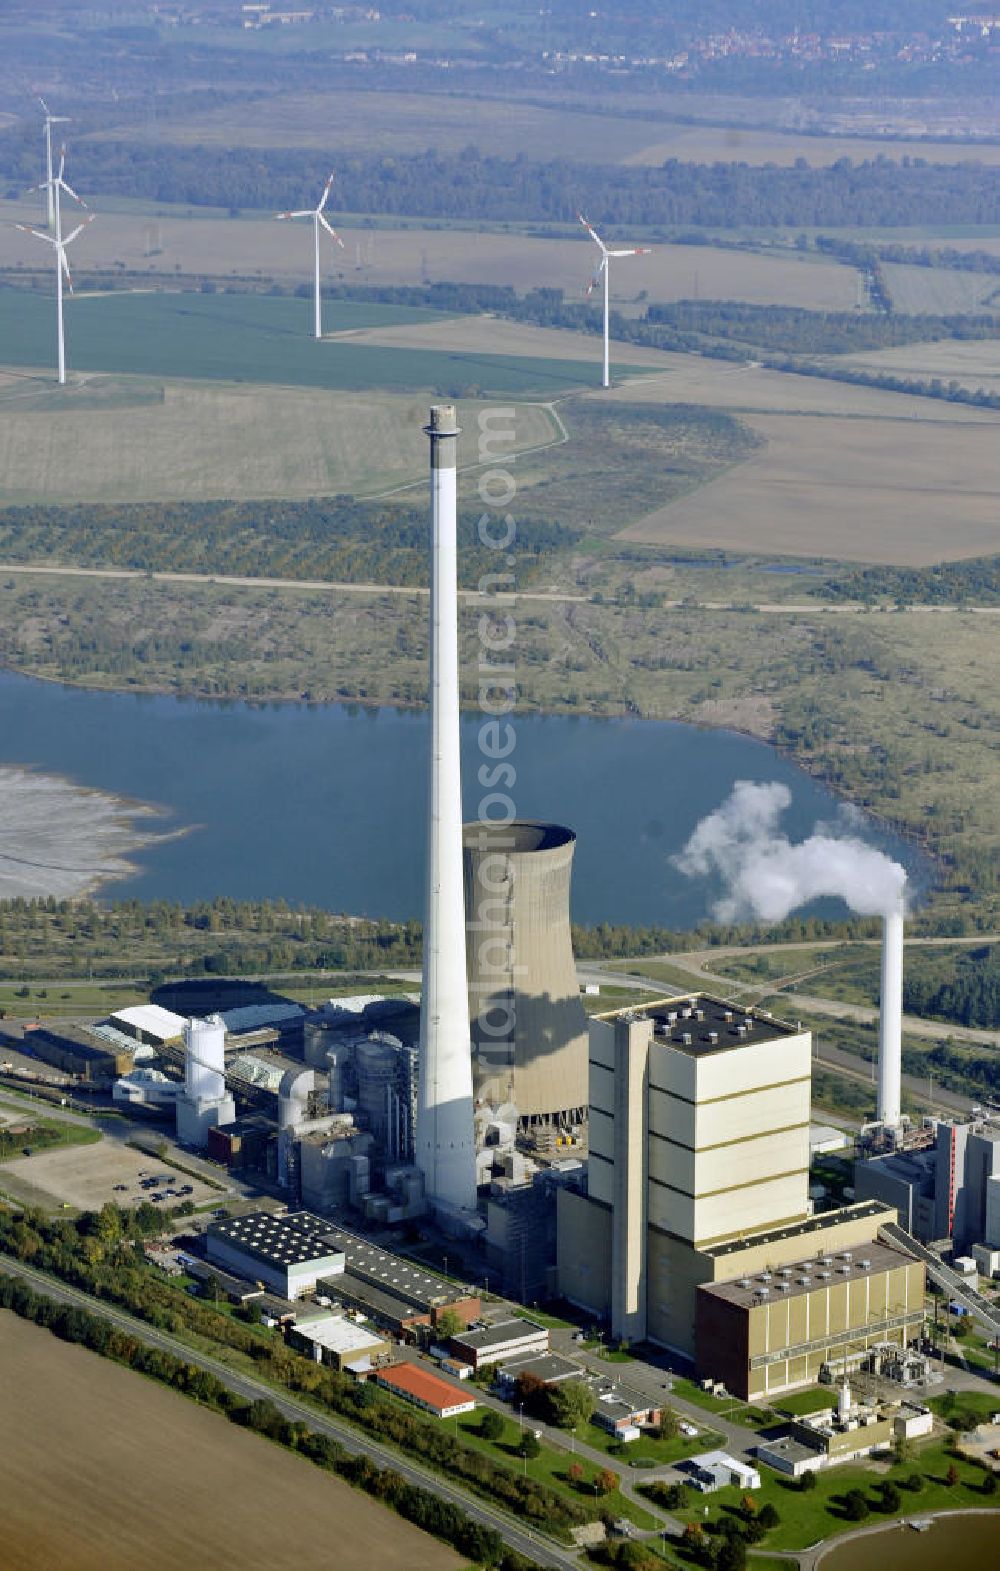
[0,764,170,899]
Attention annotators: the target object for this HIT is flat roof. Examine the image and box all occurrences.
[810,1123,849,1147]
[377,1364,474,1411]
[298,1216,465,1309]
[321,1271,430,1326]
[497,1353,581,1385]
[602,994,801,1057]
[453,1318,548,1352]
[700,1239,914,1310]
[208,1212,345,1271]
[758,1436,822,1465]
[295,1315,384,1355]
[595,1385,658,1417]
[702,1200,894,1260]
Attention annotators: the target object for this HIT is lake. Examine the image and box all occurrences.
[819,1511,1000,1569]
[0,671,928,925]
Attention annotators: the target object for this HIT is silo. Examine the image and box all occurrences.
[463,821,588,1130]
[184,1016,226,1103]
[355,1034,402,1151]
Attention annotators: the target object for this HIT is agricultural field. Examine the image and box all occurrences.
[81,86,1000,169]
[0,199,858,309]
[0,376,559,505]
[0,1313,460,1571]
[0,287,637,399]
[617,409,1000,565]
[882,261,1000,315]
[833,337,1000,398]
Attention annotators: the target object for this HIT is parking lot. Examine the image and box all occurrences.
[0,1134,222,1213]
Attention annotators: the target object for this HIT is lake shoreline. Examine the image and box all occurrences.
[0,763,185,901]
[0,658,937,899]
[0,668,932,920]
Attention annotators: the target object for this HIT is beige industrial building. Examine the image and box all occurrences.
[464,821,589,1131]
[696,1239,924,1401]
[557,998,924,1397]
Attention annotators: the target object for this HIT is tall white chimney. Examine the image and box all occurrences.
[877,905,904,1127]
[415,405,476,1215]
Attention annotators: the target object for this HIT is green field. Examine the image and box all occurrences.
[650,1437,999,1552]
[0,288,645,397]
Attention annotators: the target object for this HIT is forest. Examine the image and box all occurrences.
[0,896,948,987]
[820,556,1000,607]
[2,140,998,230]
[0,497,573,590]
[903,944,1000,1030]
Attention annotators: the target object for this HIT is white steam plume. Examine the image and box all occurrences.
[674,780,907,923]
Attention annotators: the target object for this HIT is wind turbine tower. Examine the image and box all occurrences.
[38,98,69,229]
[579,213,651,389]
[16,147,93,385]
[414,405,477,1219]
[276,173,344,339]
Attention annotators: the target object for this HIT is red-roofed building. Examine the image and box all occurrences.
[375,1363,477,1420]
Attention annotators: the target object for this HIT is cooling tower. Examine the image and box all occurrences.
[877,906,904,1128]
[464,820,589,1129]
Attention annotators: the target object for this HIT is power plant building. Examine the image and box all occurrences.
[557,997,923,1397]
[464,821,589,1131]
[857,1116,1000,1249]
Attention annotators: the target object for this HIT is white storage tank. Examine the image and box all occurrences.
[184,1015,226,1102]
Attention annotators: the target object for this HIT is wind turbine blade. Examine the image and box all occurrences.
[318,213,345,246]
[52,116,70,125]
[62,219,90,245]
[607,246,652,258]
[317,173,335,213]
[578,212,605,250]
[39,96,50,115]
[277,209,312,219]
[15,222,56,244]
[57,145,66,182]
[61,250,74,294]
[59,178,88,209]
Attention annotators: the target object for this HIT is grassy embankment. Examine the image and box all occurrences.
[646,1437,999,1553]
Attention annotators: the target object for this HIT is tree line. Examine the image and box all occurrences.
[820,556,1000,608]
[0,1204,587,1544]
[0,1268,544,1571]
[3,139,999,229]
[904,944,1000,1031]
[0,894,921,986]
[0,497,573,592]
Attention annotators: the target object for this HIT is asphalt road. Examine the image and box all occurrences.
[0,1255,579,1571]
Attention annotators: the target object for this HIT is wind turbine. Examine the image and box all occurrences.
[578,213,651,389]
[38,98,70,229]
[276,173,345,340]
[16,147,93,385]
